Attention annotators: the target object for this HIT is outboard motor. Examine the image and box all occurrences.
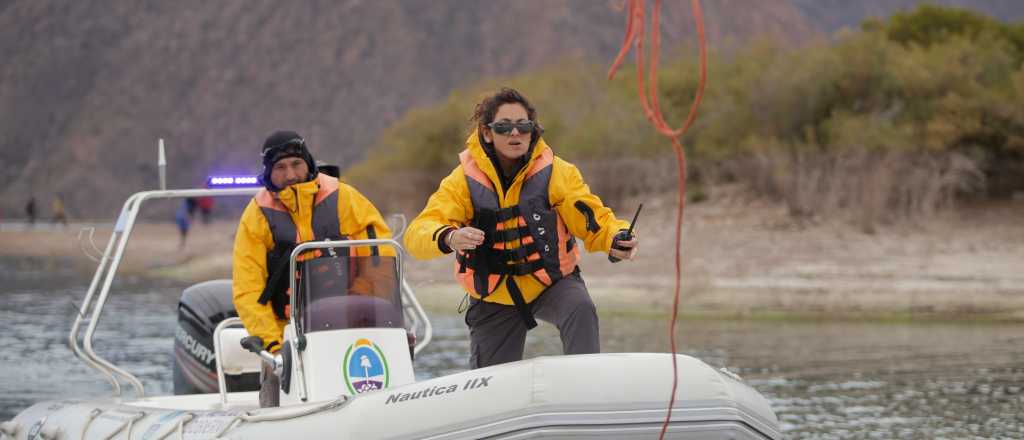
[173,280,259,394]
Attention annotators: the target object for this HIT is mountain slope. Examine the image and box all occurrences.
[1,0,1020,218]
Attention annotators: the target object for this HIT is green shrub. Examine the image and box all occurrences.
[347,5,1023,226]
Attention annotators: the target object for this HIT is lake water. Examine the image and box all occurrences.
[0,257,1021,439]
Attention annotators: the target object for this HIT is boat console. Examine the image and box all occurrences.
[254,240,418,404]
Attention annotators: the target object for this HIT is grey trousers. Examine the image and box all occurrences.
[466,273,599,369]
[259,361,280,407]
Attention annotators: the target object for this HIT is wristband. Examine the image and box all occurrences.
[444,228,455,248]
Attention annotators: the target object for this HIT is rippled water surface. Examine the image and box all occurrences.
[1,257,1022,439]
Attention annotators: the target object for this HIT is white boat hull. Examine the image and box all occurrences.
[8,353,779,439]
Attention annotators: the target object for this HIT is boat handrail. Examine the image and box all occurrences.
[70,187,434,400]
[213,317,247,408]
[72,188,260,398]
[69,192,138,396]
[403,277,433,353]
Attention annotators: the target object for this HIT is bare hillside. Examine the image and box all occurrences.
[1,0,1021,219]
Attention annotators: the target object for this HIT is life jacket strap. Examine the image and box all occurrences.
[495,206,520,223]
[457,251,469,274]
[366,224,381,266]
[505,277,538,329]
[508,259,545,276]
[493,225,532,242]
[495,242,539,261]
[471,249,545,276]
[259,243,297,320]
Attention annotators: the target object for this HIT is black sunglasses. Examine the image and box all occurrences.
[487,120,535,135]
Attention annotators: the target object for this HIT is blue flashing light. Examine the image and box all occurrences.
[207,175,261,188]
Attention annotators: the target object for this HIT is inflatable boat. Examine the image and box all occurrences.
[0,187,781,439]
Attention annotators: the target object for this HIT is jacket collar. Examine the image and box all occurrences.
[274,178,320,213]
[466,129,550,191]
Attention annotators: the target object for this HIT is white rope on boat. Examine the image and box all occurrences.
[148,412,195,440]
[31,416,61,440]
[175,413,196,440]
[124,412,144,440]
[100,411,145,440]
[77,227,108,263]
[212,416,242,439]
[213,397,349,438]
[79,408,103,439]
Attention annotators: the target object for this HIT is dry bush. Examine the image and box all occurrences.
[573,156,682,209]
[724,148,985,232]
[350,168,446,220]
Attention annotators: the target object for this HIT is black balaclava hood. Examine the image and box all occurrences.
[259,130,318,192]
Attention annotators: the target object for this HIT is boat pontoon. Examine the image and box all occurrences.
[0,187,780,439]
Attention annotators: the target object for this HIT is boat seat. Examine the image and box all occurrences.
[217,327,262,375]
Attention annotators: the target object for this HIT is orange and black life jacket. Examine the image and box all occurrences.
[455,149,581,327]
[254,174,380,319]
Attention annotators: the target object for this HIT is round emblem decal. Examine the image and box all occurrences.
[342,338,390,394]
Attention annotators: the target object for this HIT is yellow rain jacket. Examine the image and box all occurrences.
[405,131,629,305]
[232,174,392,351]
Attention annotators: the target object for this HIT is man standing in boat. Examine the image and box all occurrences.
[232,130,393,407]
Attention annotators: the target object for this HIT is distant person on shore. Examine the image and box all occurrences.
[232,130,393,407]
[197,196,214,224]
[25,196,37,225]
[186,197,198,217]
[52,194,68,226]
[403,87,639,369]
[175,199,192,248]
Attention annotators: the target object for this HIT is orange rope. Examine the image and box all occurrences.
[608,0,707,438]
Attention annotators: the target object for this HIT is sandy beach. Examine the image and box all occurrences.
[3,194,1022,321]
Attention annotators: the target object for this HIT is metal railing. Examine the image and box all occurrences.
[70,187,434,398]
[71,188,259,397]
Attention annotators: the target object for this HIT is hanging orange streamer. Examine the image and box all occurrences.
[607,0,707,438]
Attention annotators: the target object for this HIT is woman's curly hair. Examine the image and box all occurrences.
[471,87,538,131]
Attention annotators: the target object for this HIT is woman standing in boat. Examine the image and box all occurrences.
[404,87,639,368]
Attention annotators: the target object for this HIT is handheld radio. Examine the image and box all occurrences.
[608,203,643,263]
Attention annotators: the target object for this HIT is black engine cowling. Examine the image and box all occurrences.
[172,279,259,395]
